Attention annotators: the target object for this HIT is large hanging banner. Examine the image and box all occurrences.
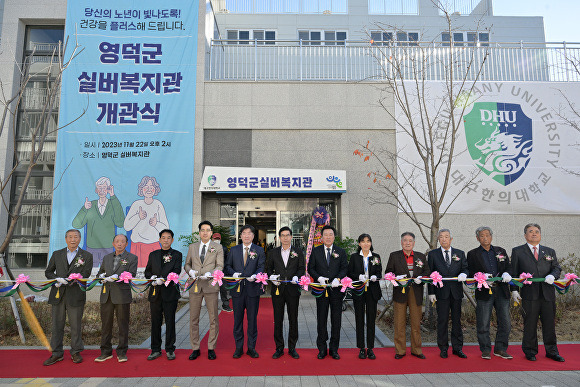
[396,82,580,214]
[50,1,199,269]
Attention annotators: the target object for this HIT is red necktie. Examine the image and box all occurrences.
[533,246,538,261]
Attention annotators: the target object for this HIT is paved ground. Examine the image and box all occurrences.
[1,294,578,386]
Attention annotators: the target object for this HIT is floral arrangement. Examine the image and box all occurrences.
[74,257,85,267]
[451,254,460,262]
[415,259,424,268]
[163,254,172,263]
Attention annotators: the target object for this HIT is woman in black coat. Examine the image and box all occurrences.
[347,233,382,359]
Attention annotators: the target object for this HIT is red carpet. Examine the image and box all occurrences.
[1,298,579,377]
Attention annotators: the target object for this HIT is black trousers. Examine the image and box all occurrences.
[232,292,260,350]
[315,288,343,353]
[272,291,300,351]
[353,291,378,349]
[100,300,130,356]
[522,297,559,357]
[220,283,229,305]
[436,297,463,351]
[149,298,178,353]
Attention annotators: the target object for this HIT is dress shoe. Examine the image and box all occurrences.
[440,350,448,359]
[189,349,200,360]
[493,350,513,359]
[317,351,327,359]
[330,351,340,360]
[272,349,284,359]
[166,351,176,360]
[481,351,491,360]
[358,348,367,359]
[117,354,128,363]
[208,350,217,360]
[94,354,112,362]
[289,349,300,359]
[546,354,565,362]
[233,348,243,359]
[411,353,425,359]
[43,354,63,366]
[366,349,376,360]
[452,349,467,358]
[247,349,259,358]
[395,353,405,359]
[147,352,162,361]
[71,353,83,364]
[525,355,537,361]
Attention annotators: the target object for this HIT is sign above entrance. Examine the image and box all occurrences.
[199,167,346,193]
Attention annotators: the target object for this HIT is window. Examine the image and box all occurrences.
[9,26,64,269]
[299,30,347,45]
[369,0,419,15]
[442,32,489,47]
[226,29,276,45]
[371,31,418,46]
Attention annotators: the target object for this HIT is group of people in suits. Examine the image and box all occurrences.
[42,221,564,366]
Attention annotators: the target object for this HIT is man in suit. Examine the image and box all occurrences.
[95,234,138,363]
[266,226,306,360]
[386,232,431,360]
[72,177,125,267]
[213,232,233,312]
[144,229,183,361]
[307,225,348,360]
[184,221,224,361]
[224,224,266,359]
[43,229,93,366]
[467,226,513,360]
[427,228,468,359]
[511,223,564,362]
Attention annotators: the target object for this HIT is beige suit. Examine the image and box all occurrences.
[184,240,224,350]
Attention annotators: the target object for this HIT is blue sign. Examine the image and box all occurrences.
[50,1,199,268]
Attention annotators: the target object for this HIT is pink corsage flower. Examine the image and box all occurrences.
[12,274,30,290]
[340,277,353,293]
[519,272,533,285]
[474,272,490,290]
[212,270,224,286]
[165,272,179,286]
[430,271,443,288]
[118,271,133,283]
[299,275,311,291]
[384,272,399,286]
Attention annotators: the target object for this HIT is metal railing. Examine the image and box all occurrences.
[209,40,580,82]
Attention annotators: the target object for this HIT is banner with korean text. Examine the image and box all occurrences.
[395,81,580,214]
[50,1,199,269]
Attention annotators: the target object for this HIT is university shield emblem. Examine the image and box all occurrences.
[464,102,533,186]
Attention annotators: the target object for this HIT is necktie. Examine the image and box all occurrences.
[326,248,331,266]
[200,244,206,263]
[244,247,249,266]
[445,250,451,266]
[533,246,538,261]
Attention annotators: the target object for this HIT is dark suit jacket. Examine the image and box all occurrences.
[144,248,183,302]
[45,247,93,307]
[347,252,382,302]
[385,250,431,305]
[467,245,511,300]
[97,250,138,304]
[427,247,468,300]
[307,244,348,296]
[224,243,266,298]
[266,245,306,297]
[511,244,561,302]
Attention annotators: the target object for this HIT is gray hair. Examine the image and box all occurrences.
[95,176,111,187]
[475,226,493,237]
[438,228,452,238]
[524,223,541,234]
[66,229,81,238]
[401,232,415,240]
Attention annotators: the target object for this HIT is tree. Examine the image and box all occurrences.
[353,1,490,250]
[0,35,84,346]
